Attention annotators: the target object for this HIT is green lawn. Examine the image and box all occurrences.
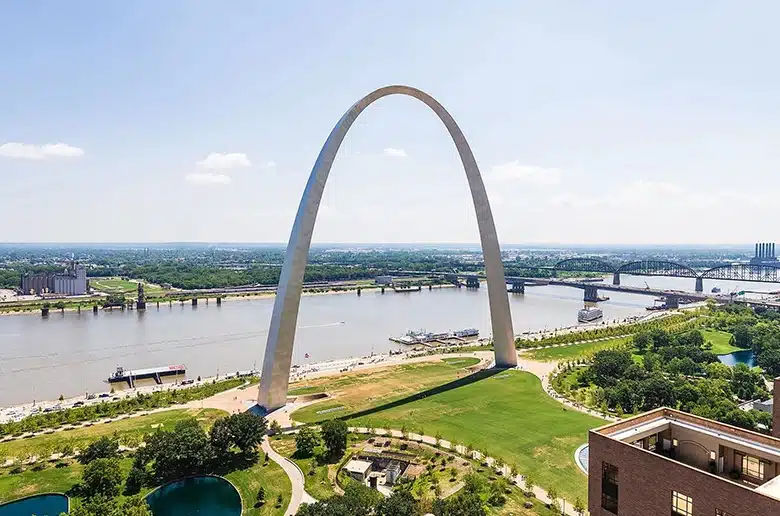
[225,457,291,516]
[90,277,165,295]
[0,409,226,462]
[270,435,336,500]
[290,358,484,422]
[292,369,603,502]
[523,337,631,362]
[701,329,743,355]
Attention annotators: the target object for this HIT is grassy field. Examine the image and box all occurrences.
[291,368,602,502]
[0,409,225,462]
[523,337,631,362]
[270,435,335,500]
[289,358,483,422]
[701,329,743,355]
[225,457,291,516]
[90,277,165,295]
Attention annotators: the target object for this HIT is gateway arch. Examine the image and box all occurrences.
[258,85,517,410]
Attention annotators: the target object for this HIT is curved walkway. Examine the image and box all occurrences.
[261,436,316,515]
[348,426,584,515]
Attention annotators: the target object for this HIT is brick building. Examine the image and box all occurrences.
[589,378,780,515]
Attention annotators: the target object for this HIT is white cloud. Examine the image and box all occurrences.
[489,162,561,186]
[0,142,84,160]
[264,161,276,168]
[196,152,251,169]
[383,148,407,158]
[185,172,232,185]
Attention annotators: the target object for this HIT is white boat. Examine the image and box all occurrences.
[578,307,603,323]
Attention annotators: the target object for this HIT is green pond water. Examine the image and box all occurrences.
[0,494,68,516]
[146,476,242,516]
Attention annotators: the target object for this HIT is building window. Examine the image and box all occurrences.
[672,491,693,516]
[741,454,765,480]
[601,462,618,514]
[716,510,735,516]
[648,435,658,451]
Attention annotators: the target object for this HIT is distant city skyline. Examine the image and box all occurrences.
[2,2,779,244]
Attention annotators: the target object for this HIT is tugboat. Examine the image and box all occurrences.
[711,286,721,293]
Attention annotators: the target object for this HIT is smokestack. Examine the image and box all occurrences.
[774,378,780,438]
[760,244,764,258]
[757,243,760,258]
[773,243,776,258]
[762,243,766,258]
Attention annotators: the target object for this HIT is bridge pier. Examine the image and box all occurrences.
[93,305,98,313]
[612,272,620,286]
[191,298,198,306]
[466,277,480,289]
[583,285,600,303]
[216,297,222,306]
[381,286,385,294]
[508,280,525,294]
[357,287,361,296]
[695,277,703,293]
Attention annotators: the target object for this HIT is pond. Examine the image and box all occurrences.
[146,476,242,516]
[718,349,756,368]
[0,494,68,516]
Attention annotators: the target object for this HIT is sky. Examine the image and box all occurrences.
[2,1,779,245]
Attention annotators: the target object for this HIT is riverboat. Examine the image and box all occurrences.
[578,307,603,323]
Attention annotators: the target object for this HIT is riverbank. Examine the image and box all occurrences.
[0,281,456,316]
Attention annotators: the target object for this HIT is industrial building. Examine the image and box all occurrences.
[751,242,778,265]
[20,261,88,296]
[588,379,780,515]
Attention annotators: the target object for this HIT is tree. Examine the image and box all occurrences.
[81,458,123,499]
[79,436,119,465]
[732,363,762,401]
[640,374,676,411]
[573,497,586,515]
[758,348,780,378]
[590,350,633,387]
[295,426,320,458]
[140,418,212,481]
[376,490,421,516]
[321,419,348,459]
[432,491,485,516]
[209,416,235,458]
[66,495,152,516]
[633,332,652,354]
[298,483,382,516]
[733,325,753,350]
[124,465,148,495]
[269,420,282,435]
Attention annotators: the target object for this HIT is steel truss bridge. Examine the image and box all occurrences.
[541,259,780,292]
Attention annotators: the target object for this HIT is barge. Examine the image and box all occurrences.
[108,364,186,388]
[390,328,479,345]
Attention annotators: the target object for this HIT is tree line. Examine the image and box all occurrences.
[0,378,246,437]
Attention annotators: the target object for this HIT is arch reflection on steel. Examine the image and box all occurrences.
[701,263,780,282]
[553,258,616,273]
[616,260,699,278]
[257,85,517,411]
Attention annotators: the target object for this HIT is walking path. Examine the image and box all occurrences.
[261,435,316,515]
[346,426,585,515]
